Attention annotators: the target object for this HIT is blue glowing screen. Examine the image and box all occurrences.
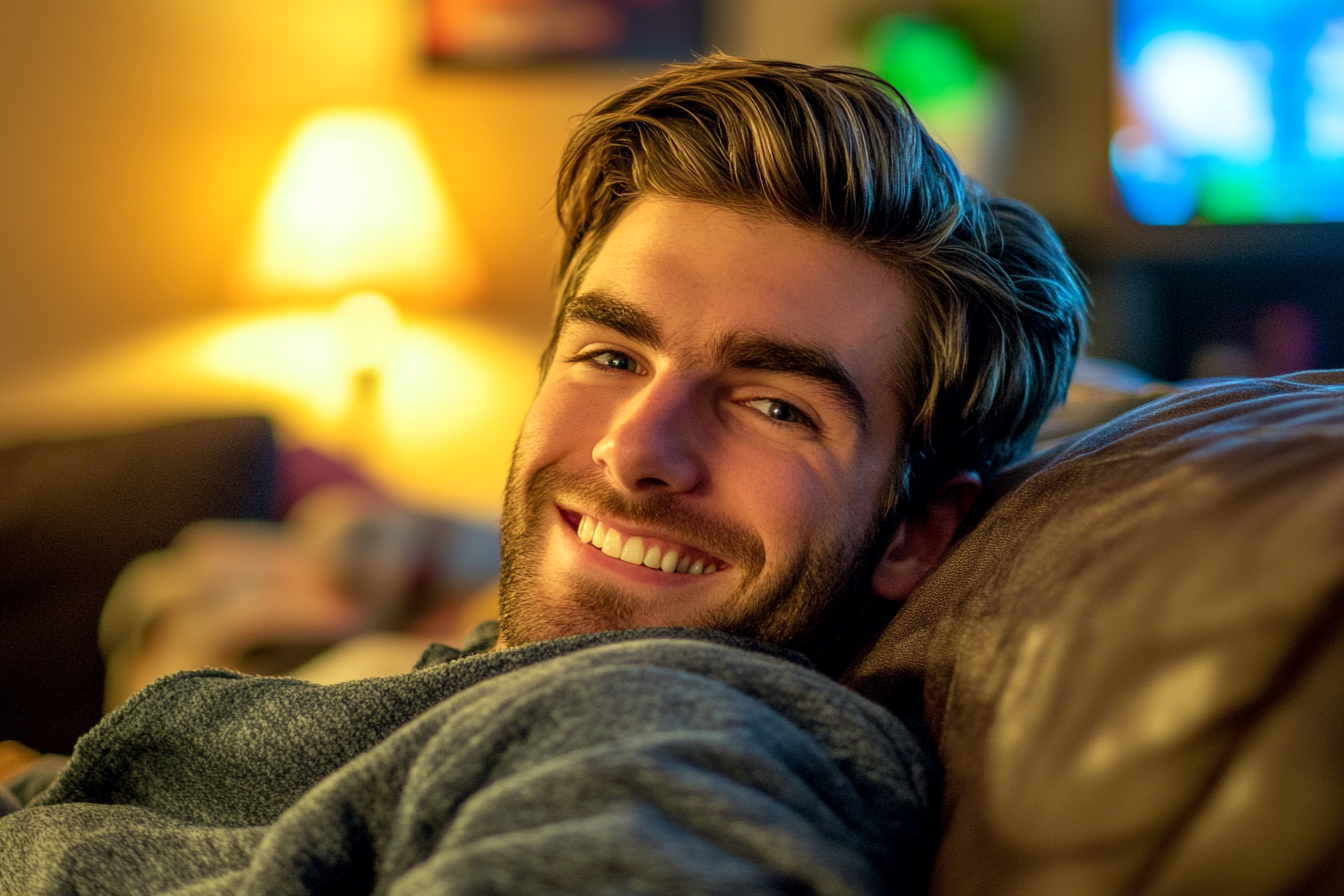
[1113,0,1344,224]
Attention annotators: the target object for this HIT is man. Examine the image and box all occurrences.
[0,56,1085,894]
[494,57,1084,674]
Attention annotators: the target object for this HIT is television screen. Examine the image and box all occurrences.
[1112,0,1344,224]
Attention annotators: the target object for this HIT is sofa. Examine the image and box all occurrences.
[1,368,1341,894]
[0,417,276,754]
[845,370,1344,895]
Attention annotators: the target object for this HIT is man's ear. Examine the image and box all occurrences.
[870,472,982,601]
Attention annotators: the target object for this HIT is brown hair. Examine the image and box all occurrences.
[546,55,1088,512]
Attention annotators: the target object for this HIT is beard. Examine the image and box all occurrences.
[497,439,896,676]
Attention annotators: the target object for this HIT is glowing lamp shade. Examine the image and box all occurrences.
[237,108,481,310]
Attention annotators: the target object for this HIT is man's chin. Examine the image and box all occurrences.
[497,457,886,670]
[497,575,638,648]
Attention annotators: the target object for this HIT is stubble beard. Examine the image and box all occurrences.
[497,441,893,674]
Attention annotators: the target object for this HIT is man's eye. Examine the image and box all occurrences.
[594,351,638,372]
[572,349,640,373]
[744,398,814,429]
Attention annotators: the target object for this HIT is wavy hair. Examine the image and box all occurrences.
[545,55,1088,512]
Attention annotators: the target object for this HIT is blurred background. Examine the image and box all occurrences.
[1,0,1341,519]
[3,0,1343,757]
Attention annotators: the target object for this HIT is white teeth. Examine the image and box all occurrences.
[620,536,645,565]
[643,545,662,569]
[574,515,720,576]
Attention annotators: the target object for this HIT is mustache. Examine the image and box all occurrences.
[525,466,766,576]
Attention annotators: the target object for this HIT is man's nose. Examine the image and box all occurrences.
[592,379,705,494]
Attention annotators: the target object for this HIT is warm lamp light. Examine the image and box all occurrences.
[223,108,487,461]
[234,107,481,311]
[334,290,404,374]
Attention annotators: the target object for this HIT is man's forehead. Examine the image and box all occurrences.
[571,197,914,353]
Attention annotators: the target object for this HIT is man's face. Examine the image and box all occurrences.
[497,197,915,650]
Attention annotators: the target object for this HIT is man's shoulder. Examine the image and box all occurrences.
[6,628,942,895]
[38,628,926,818]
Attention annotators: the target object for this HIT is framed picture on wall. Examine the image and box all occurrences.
[422,0,704,65]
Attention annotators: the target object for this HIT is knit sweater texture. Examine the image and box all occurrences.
[0,628,937,895]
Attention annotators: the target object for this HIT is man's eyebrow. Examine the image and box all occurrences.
[714,332,868,430]
[561,291,663,349]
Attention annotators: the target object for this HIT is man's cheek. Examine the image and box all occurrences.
[732,456,827,522]
[515,394,574,461]
[530,387,612,459]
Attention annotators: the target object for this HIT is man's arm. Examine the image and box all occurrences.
[2,634,938,895]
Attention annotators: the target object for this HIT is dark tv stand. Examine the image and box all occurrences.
[1061,221,1344,380]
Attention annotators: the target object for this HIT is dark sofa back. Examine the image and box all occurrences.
[0,417,275,754]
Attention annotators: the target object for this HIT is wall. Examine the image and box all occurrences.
[0,0,1114,384]
[0,1,638,381]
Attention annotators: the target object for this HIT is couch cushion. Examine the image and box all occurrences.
[0,417,275,754]
[844,372,1344,896]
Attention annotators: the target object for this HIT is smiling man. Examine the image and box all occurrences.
[493,57,1086,674]
[0,57,1087,895]
[497,200,927,670]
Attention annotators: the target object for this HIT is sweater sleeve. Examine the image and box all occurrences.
[1,635,937,896]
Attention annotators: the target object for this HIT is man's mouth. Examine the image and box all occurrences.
[571,512,725,576]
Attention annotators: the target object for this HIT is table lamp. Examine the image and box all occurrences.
[229,107,483,451]
[0,106,532,516]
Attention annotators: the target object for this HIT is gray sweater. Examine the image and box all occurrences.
[0,628,937,895]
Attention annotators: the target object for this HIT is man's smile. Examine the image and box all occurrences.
[559,506,728,576]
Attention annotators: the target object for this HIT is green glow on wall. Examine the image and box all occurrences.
[859,13,1008,182]
[861,15,984,109]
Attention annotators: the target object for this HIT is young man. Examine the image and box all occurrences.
[495,57,1085,673]
[0,57,1085,894]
